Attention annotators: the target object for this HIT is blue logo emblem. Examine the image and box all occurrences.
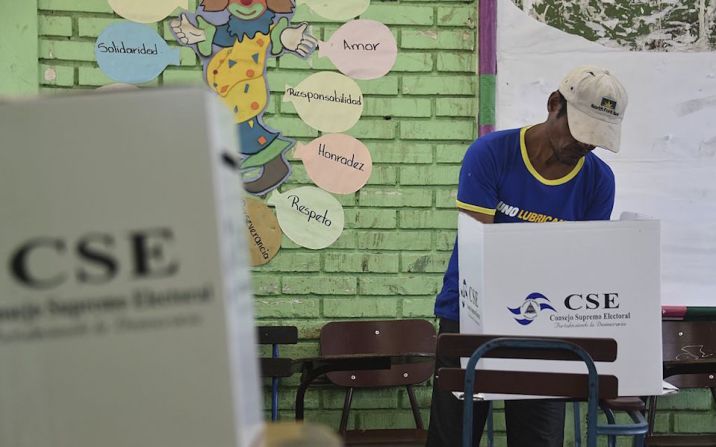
[507,292,556,325]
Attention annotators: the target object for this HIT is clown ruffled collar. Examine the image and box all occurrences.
[225,11,276,42]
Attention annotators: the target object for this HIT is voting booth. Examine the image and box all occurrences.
[0,89,263,447]
[458,213,663,398]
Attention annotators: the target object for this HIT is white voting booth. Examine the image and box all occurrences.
[458,213,663,399]
[0,89,263,446]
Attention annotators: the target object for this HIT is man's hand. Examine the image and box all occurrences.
[170,13,207,45]
[280,23,318,57]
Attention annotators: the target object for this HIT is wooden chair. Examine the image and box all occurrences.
[598,396,649,447]
[319,319,436,446]
[258,325,299,421]
[482,392,648,447]
[435,334,648,447]
[646,320,716,446]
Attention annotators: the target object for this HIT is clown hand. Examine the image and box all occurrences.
[170,14,207,46]
[280,23,318,58]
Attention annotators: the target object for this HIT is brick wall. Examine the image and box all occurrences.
[250,0,477,431]
[34,0,716,444]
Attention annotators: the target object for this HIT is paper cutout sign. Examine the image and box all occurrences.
[244,197,282,266]
[297,0,370,21]
[169,2,318,197]
[96,83,140,91]
[319,20,397,80]
[295,134,372,194]
[267,187,345,250]
[108,0,188,23]
[95,21,180,84]
[283,72,364,133]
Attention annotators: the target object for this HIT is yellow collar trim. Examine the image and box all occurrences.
[520,126,584,186]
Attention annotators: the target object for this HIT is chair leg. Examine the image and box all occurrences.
[406,385,424,430]
[601,404,617,447]
[486,401,494,447]
[339,387,354,435]
[633,432,645,447]
[595,407,649,447]
[573,401,582,447]
[271,377,279,421]
[635,398,648,447]
[271,343,280,421]
[646,395,658,439]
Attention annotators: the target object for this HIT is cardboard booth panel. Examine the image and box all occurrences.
[0,88,262,447]
[458,213,662,399]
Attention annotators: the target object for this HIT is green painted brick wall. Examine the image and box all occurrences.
[26,0,716,444]
[249,9,476,433]
[35,0,476,434]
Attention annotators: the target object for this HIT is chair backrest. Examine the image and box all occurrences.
[661,320,716,388]
[436,334,619,399]
[257,325,298,378]
[319,319,436,388]
[258,326,299,345]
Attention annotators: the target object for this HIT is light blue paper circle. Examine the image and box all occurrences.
[95,21,180,84]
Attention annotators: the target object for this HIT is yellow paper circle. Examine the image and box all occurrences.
[283,72,364,133]
[108,0,188,23]
[267,187,345,250]
[297,0,370,21]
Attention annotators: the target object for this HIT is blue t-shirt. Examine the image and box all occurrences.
[434,127,616,321]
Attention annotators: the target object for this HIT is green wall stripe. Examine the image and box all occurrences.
[478,74,495,127]
[0,0,39,95]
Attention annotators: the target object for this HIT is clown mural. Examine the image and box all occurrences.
[170,0,318,195]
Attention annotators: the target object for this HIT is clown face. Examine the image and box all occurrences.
[227,0,268,20]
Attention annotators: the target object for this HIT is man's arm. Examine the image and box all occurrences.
[455,137,499,223]
[461,209,494,224]
[584,166,615,221]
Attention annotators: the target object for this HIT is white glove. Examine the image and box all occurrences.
[170,14,206,45]
[280,23,318,57]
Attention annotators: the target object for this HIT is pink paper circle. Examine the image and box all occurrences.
[320,20,397,80]
[295,134,373,194]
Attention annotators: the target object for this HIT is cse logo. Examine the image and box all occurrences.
[564,293,620,310]
[460,279,479,307]
[7,228,179,289]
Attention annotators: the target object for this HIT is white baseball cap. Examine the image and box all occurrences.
[558,65,628,153]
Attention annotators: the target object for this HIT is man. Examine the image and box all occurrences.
[426,65,628,447]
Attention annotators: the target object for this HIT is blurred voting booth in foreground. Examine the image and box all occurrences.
[458,213,663,399]
[0,89,263,447]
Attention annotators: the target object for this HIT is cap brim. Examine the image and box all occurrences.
[567,104,621,153]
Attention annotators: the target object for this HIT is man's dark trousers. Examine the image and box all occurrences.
[425,318,566,447]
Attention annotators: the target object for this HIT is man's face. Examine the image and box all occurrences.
[549,109,596,165]
[228,0,268,20]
